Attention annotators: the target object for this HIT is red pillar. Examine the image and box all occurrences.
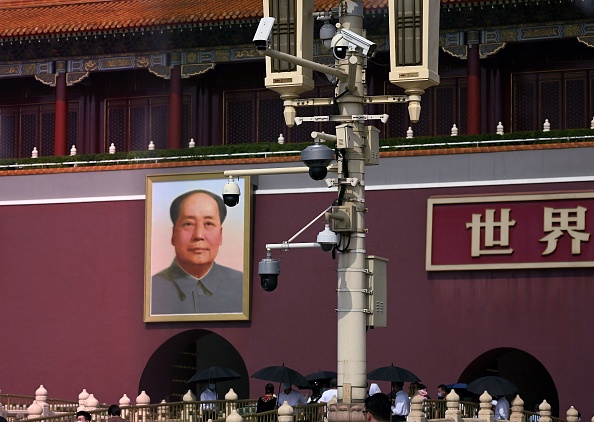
[54,71,68,156]
[466,43,481,135]
[168,64,182,149]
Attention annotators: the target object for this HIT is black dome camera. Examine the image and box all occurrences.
[301,142,335,181]
[258,256,280,292]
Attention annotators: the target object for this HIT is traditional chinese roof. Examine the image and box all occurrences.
[0,0,553,39]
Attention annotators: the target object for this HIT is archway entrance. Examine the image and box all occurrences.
[458,348,559,416]
[139,330,249,402]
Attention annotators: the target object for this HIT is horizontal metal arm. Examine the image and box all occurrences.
[266,242,322,251]
[259,49,348,81]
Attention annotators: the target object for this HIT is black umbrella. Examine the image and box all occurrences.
[252,364,310,388]
[446,383,468,390]
[367,364,420,383]
[467,376,518,397]
[305,370,337,382]
[188,366,242,384]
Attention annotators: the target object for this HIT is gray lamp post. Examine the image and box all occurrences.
[244,0,440,411]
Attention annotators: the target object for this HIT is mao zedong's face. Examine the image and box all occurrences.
[171,192,223,278]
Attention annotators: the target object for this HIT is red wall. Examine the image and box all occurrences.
[0,180,592,417]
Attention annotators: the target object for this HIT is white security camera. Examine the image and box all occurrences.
[301,141,335,181]
[340,28,377,57]
[253,17,275,50]
[258,255,280,292]
[222,176,241,207]
[330,33,350,60]
[317,223,338,252]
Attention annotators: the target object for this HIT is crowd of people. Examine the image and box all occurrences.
[61,381,515,422]
[249,380,517,421]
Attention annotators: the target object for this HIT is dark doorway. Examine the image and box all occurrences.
[139,330,249,402]
[458,347,559,416]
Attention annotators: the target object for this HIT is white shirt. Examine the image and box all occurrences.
[392,390,411,416]
[200,388,218,409]
[318,388,338,403]
[277,389,307,407]
[495,397,510,420]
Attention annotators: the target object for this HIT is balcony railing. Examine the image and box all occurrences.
[0,387,576,422]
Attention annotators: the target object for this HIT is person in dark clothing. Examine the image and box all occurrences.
[257,383,277,413]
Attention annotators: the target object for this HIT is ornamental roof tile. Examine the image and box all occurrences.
[0,0,542,39]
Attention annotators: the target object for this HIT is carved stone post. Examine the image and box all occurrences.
[566,406,579,422]
[119,394,131,419]
[408,394,428,422]
[445,389,461,422]
[226,409,243,422]
[510,395,525,422]
[478,391,494,422]
[538,401,552,422]
[225,388,238,417]
[136,391,151,422]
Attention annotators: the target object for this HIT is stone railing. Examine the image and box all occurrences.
[0,386,324,422]
[408,390,578,422]
[0,385,587,422]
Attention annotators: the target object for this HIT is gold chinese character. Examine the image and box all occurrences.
[540,206,590,255]
[466,209,516,257]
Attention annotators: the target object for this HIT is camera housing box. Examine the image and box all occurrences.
[366,255,388,328]
[364,126,380,166]
[330,205,355,232]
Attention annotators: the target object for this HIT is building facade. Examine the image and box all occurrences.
[0,0,593,419]
[0,1,593,157]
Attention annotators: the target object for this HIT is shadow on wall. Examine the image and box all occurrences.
[139,330,249,402]
[458,347,558,417]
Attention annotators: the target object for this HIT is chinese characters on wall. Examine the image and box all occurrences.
[427,192,594,270]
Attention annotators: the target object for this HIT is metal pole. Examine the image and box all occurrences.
[335,0,368,404]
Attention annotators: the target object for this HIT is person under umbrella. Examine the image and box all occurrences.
[257,383,277,413]
[200,381,218,420]
[495,396,510,420]
[318,378,338,403]
[390,382,410,421]
[278,383,307,407]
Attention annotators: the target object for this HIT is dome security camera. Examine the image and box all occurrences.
[301,142,335,181]
[222,177,241,207]
[317,223,338,252]
[330,33,349,60]
[258,256,280,292]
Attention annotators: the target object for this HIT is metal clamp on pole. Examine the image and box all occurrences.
[335,308,371,313]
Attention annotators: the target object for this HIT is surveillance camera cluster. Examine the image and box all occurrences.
[252,18,376,61]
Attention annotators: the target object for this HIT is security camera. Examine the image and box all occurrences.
[317,223,338,252]
[330,33,349,60]
[222,176,240,207]
[334,28,377,58]
[253,17,275,50]
[301,142,335,181]
[258,255,280,292]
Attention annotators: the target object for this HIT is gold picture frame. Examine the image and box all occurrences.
[144,172,251,322]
